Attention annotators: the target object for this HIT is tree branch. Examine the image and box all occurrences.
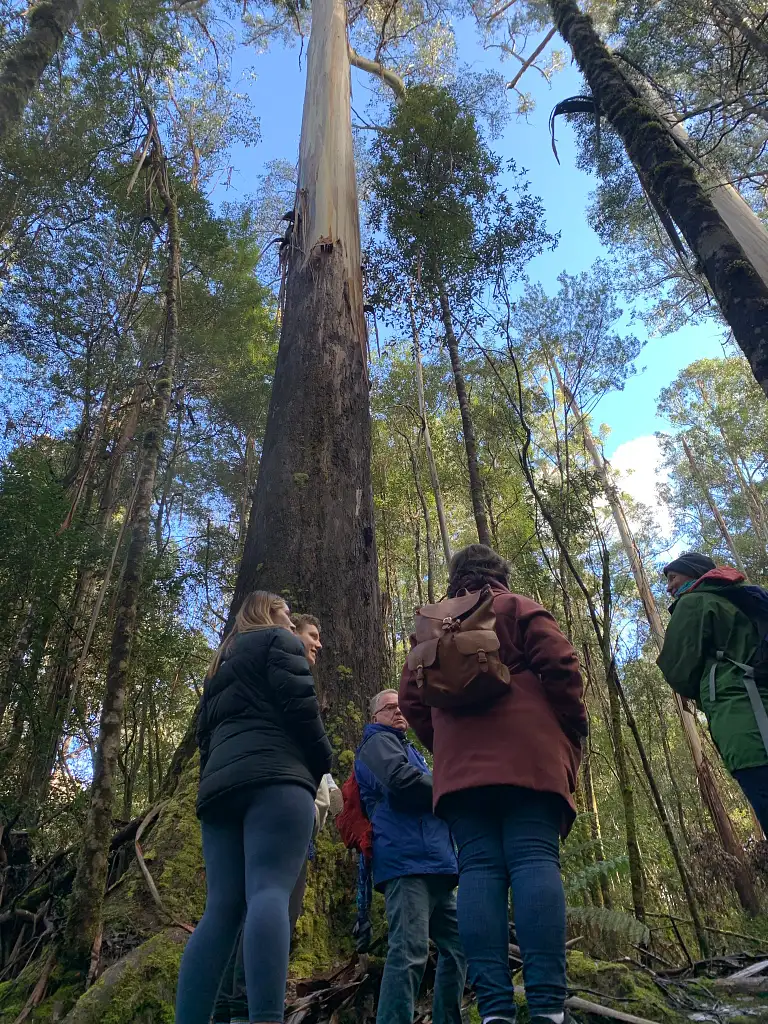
[348,46,406,101]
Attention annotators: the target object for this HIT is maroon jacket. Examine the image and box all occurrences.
[399,586,587,836]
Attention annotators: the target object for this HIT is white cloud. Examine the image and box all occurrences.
[607,435,675,547]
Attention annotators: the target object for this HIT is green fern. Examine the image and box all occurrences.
[566,905,650,947]
[564,855,629,896]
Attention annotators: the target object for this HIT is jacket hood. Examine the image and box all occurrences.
[688,566,745,591]
[670,566,746,611]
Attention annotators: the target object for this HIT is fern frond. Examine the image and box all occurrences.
[564,855,629,896]
[567,905,650,947]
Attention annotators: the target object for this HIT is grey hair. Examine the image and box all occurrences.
[370,689,399,717]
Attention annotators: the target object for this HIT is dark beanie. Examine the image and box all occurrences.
[662,552,716,579]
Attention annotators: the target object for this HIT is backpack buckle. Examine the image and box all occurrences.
[477,649,488,666]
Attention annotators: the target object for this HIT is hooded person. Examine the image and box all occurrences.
[657,552,768,832]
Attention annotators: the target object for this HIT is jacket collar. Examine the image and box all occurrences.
[669,566,745,612]
[361,722,407,744]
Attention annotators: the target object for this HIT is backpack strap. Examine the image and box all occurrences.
[714,652,768,758]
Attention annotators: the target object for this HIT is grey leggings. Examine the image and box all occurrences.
[175,783,316,1024]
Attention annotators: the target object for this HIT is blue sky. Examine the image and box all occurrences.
[217,18,725,470]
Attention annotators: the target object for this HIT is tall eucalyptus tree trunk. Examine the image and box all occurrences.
[230,0,385,741]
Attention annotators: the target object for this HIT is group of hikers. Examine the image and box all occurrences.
[174,543,768,1024]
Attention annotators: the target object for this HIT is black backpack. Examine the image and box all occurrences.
[717,584,768,685]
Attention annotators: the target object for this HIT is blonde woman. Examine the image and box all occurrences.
[175,591,333,1024]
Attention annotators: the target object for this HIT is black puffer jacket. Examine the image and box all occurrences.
[196,626,333,818]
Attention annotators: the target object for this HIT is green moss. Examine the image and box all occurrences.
[104,756,205,940]
[61,930,188,1024]
[565,950,684,1023]
[290,830,356,978]
[292,472,310,486]
[0,955,48,1020]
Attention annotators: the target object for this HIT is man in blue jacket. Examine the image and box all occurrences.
[355,689,466,1024]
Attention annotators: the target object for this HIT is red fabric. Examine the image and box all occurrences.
[399,586,587,836]
[687,566,745,592]
[335,773,373,860]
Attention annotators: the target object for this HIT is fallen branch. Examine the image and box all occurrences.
[134,803,194,935]
[565,995,662,1024]
[12,947,55,1024]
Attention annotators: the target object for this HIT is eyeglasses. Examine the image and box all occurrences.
[376,703,401,715]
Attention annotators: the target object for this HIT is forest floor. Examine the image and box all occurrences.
[3,759,768,1024]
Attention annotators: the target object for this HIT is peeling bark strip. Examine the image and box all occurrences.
[548,0,768,396]
[0,0,85,143]
[229,0,386,743]
[64,143,181,969]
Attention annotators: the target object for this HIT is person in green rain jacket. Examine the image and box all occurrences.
[656,552,768,833]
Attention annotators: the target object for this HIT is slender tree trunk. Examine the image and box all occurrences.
[406,439,436,604]
[596,604,646,923]
[681,435,748,573]
[0,599,34,728]
[409,293,452,565]
[711,0,768,61]
[64,146,181,970]
[601,551,710,956]
[413,519,424,607]
[228,0,385,743]
[582,737,612,908]
[23,566,95,807]
[0,0,86,144]
[547,0,768,394]
[563,373,759,911]
[437,277,492,547]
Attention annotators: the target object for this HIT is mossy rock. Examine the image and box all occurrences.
[564,950,684,1023]
[60,929,188,1024]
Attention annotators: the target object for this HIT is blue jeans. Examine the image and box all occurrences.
[441,786,567,1019]
[175,783,315,1024]
[733,766,768,835]
[377,875,466,1024]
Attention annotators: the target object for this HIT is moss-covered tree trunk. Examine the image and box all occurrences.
[437,277,492,548]
[229,0,385,735]
[548,0,768,396]
[0,0,85,143]
[64,145,181,972]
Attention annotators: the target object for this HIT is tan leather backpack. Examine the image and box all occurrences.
[406,586,511,709]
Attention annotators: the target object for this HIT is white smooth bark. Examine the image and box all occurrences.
[296,0,366,350]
